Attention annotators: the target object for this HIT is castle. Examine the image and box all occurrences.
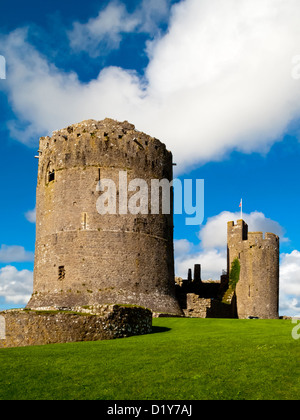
[28,118,279,320]
[176,219,280,319]
[27,118,181,315]
[0,118,280,348]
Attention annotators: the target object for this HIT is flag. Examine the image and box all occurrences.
[239,199,242,208]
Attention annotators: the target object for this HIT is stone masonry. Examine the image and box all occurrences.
[227,220,279,319]
[27,119,182,316]
[0,305,152,348]
[176,219,279,319]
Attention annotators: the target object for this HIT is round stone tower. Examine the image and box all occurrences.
[227,220,279,319]
[27,119,182,315]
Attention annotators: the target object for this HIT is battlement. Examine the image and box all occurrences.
[265,232,280,243]
[227,220,279,247]
[37,119,171,184]
[247,231,279,248]
[227,219,248,241]
[247,231,264,243]
[227,219,245,229]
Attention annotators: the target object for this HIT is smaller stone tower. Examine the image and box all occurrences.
[227,220,279,319]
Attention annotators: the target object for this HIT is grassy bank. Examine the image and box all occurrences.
[0,318,298,400]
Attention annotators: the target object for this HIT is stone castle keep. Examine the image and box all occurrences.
[27,118,181,315]
[0,118,280,348]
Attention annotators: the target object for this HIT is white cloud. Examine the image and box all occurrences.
[174,239,192,259]
[199,211,288,250]
[25,208,36,223]
[144,0,300,166]
[175,244,226,280]
[2,0,300,171]
[280,250,300,316]
[138,0,172,34]
[68,1,139,57]
[0,266,33,305]
[1,28,145,146]
[0,245,34,263]
[68,0,172,57]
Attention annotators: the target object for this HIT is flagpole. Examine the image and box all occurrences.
[240,199,243,220]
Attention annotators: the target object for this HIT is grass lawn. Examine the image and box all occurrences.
[0,318,299,400]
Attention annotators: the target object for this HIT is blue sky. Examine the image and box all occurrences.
[1,0,300,316]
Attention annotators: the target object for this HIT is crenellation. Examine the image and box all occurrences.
[265,232,280,245]
[247,232,264,245]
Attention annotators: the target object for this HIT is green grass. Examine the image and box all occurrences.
[0,318,299,400]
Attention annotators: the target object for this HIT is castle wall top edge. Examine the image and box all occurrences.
[247,232,279,239]
[265,232,280,241]
[227,219,248,227]
[51,118,136,135]
[38,118,170,154]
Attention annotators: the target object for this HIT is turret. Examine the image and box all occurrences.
[227,219,279,319]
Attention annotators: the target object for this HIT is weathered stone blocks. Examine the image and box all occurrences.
[0,305,152,348]
[227,220,279,319]
[27,118,181,315]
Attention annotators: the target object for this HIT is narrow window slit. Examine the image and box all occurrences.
[58,266,65,281]
[48,170,55,183]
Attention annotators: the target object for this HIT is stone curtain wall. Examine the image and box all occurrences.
[0,305,152,349]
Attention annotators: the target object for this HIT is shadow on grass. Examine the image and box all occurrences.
[151,326,171,334]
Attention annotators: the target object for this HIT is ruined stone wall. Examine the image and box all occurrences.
[183,294,212,318]
[180,294,235,318]
[227,220,279,319]
[27,119,181,315]
[0,305,152,349]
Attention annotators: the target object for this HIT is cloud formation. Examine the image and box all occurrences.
[25,208,36,224]
[280,250,300,316]
[68,0,172,57]
[0,245,34,263]
[68,1,139,57]
[1,0,300,171]
[0,266,33,304]
[175,244,226,281]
